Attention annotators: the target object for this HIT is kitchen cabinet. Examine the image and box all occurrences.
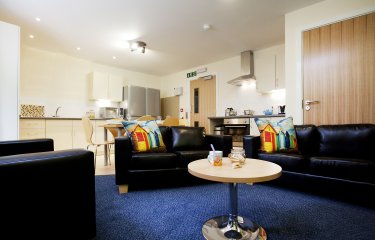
[255,45,285,93]
[72,120,88,149]
[88,72,123,102]
[46,120,73,150]
[19,119,46,140]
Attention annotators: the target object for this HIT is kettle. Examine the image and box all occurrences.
[225,108,233,116]
[278,105,286,114]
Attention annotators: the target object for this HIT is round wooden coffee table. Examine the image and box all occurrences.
[188,157,282,240]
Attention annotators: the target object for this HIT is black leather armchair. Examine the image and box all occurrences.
[0,139,96,239]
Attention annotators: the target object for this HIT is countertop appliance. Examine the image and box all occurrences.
[99,107,121,118]
[225,108,237,116]
[278,105,286,114]
[223,118,250,147]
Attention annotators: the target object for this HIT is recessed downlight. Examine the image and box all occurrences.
[112,56,117,60]
[76,47,81,51]
[29,34,34,39]
[35,17,41,22]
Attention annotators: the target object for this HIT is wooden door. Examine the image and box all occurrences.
[303,12,375,125]
[190,76,216,132]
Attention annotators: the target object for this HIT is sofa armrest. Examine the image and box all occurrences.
[243,135,260,159]
[204,134,233,157]
[115,136,133,185]
[0,149,96,238]
[0,138,54,157]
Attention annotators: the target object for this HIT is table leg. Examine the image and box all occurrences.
[103,128,108,166]
[202,183,267,240]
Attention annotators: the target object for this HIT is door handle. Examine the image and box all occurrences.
[305,100,320,105]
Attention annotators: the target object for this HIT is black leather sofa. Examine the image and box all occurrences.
[244,124,375,206]
[115,126,232,193]
[0,139,96,239]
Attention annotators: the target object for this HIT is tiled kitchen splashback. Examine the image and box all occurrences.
[20,104,45,117]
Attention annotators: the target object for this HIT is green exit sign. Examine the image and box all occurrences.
[187,71,197,78]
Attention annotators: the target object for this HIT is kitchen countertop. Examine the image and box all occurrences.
[20,117,114,120]
[208,114,285,119]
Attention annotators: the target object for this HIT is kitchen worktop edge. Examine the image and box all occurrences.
[20,117,114,120]
[208,114,285,119]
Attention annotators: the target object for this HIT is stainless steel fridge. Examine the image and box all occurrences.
[122,85,160,119]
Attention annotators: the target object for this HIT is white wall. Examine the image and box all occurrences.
[285,0,375,124]
[20,46,162,117]
[0,21,19,140]
[161,44,286,119]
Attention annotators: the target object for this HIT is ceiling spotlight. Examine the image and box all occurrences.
[112,56,117,60]
[35,17,41,22]
[29,34,34,39]
[130,41,146,53]
[76,47,81,51]
[203,24,211,31]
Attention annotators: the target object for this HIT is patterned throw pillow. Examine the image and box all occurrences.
[122,120,167,153]
[254,117,298,153]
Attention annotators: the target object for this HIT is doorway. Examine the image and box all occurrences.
[190,75,216,132]
[303,12,375,125]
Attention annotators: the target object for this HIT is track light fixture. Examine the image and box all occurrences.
[130,41,146,53]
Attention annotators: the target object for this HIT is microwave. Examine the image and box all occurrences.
[99,107,123,118]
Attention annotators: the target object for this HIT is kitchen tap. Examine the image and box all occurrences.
[53,106,61,117]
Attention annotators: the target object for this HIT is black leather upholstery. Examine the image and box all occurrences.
[130,152,178,169]
[0,139,96,239]
[318,124,374,159]
[174,150,210,167]
[295,125,319,155]
[243,124,375,205]
[115,126,232,187]
[171,126,205,150]
[258,152,308,172]
[309,156,375,183]
[0,138,54,157]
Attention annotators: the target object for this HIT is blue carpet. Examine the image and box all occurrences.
[95,175,375,240]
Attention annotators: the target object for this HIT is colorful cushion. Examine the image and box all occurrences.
[122,120,167,153]
[254,117,298,153]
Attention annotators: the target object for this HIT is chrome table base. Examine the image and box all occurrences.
[202,215,266,240]
[202,183,267,240]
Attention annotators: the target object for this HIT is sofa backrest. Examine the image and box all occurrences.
[158,126,173,152]
[170,126,205,151]
[294,125,320,155]
[317,124,374,160]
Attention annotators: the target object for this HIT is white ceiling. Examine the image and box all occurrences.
[0,0,323,76]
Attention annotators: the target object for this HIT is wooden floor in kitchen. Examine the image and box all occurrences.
[95,154,115,176]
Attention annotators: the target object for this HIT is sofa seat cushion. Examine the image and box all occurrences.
[174,150,210,168]
[129,152,178,170]
[258,152,308,172]
[309,157,375,183]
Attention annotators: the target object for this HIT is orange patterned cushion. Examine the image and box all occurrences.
[254,117,298,153]
[122,120,166,153]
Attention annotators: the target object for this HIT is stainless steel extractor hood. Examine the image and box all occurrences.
[227,50,255,86]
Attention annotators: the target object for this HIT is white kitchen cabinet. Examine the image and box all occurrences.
[88,72,123,102]
[72,120,88,149]
[255,45,285,93]
[46,120,73,150]
[19,119,46,140]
